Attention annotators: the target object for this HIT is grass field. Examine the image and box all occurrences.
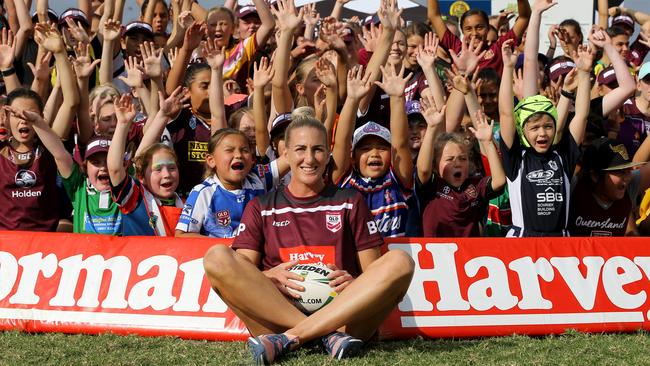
[2,330,650,365]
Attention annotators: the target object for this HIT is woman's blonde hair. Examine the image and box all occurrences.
[291,106,315,121]
[89,84,120,122]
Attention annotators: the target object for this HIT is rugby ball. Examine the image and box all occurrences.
[288,263,338,314]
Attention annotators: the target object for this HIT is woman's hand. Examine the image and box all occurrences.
[118,56,145,89]
[159,86,190,118]
[346,65,373,100]
[420,92,446,129]
[203,37,225,71]
[263,260,305,299]
[72,43,101,79]
[326,263,354,293]
[141,41,164,79]
[34,22,66,54]
[0,29,16,70]
[252,56,275,89]
[115,94,136,125]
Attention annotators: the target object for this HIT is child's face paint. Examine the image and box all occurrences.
[85,153,111,192]
[353,136,391,180]
[144,151,180,199]
[437,142,469,189]
[207,133,254,191]
[523,114,556,154]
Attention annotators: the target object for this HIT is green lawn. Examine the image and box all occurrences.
[2,330,649,365]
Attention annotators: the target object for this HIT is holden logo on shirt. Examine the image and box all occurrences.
[526,169,554,182]
[216,210,231,227]
[326,212,342,233]
[15,170,37,188]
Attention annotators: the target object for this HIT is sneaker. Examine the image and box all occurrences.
[247,333,298,365]
[321,331,363,360]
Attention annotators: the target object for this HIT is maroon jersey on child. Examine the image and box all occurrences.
[232,185,383,277]
[0,144,59,231]
[419,175,495,237]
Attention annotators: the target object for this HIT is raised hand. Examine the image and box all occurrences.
[159,86,190,118]
[450,36,486,74]
[314,57,337,88]
[420,93,446,129]
[141,42,164,78]
[588,27,611,49]
[252,56,275,89]
[562,68,578,93]
[178,10,195,29]
[512,68,524,100]
[313,84,327,121]
[65,18,91,45]
[272,0,304,31]
[72,43,101,79]
[184,21,206,51]
[533,0,558,13]
[27,52,53,82]
[359,23,382,53]
[114,94,136,125]
[469,110,494,143]
[572,44,595,72]
[375,64,412,97]
[319,17,346,51]
[101,19,122,42]
[0,28,16,70]
[202,37,225,70]
[346,65,372,100]
[34,22,66,54]
[302,3,320,30]
[118,56,145,88]
[416,32,439,70]
[167,47,179,69]
[501,39,518,69]
[377,0,403,32]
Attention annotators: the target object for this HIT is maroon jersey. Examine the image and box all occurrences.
[420,175,495,237]
[232,185,384,277]
[0,144,59,231]
[440,29,517,74]
[167,108,212,196]
[568,174,640,237]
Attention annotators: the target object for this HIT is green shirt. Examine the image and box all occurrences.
[62,164,122,235]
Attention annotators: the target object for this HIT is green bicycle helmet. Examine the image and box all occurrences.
[513,95,558,148]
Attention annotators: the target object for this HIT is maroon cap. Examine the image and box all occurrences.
[84,136,111,160]
[548,59,576,81]
[59,8,89,27]
[612,15,634,30]
[597,66,617,86]
[237,5,258,18]
[122,21,154,38]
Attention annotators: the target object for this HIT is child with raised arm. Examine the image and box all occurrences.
[416,93,505,237]
[107,89,187,236]
[331,65,413,238]
[499,0,594,237]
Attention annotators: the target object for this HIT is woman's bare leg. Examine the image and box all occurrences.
[203,245,307,336]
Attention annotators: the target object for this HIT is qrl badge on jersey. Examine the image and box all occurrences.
[325,212,342,233]
[216,210,231,227]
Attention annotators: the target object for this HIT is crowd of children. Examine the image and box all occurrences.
[1,0,650,240]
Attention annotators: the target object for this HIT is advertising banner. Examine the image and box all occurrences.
[2,232,650,340]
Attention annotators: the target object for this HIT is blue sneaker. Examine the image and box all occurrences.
[322,332,363,360]
[247,333,298,365]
